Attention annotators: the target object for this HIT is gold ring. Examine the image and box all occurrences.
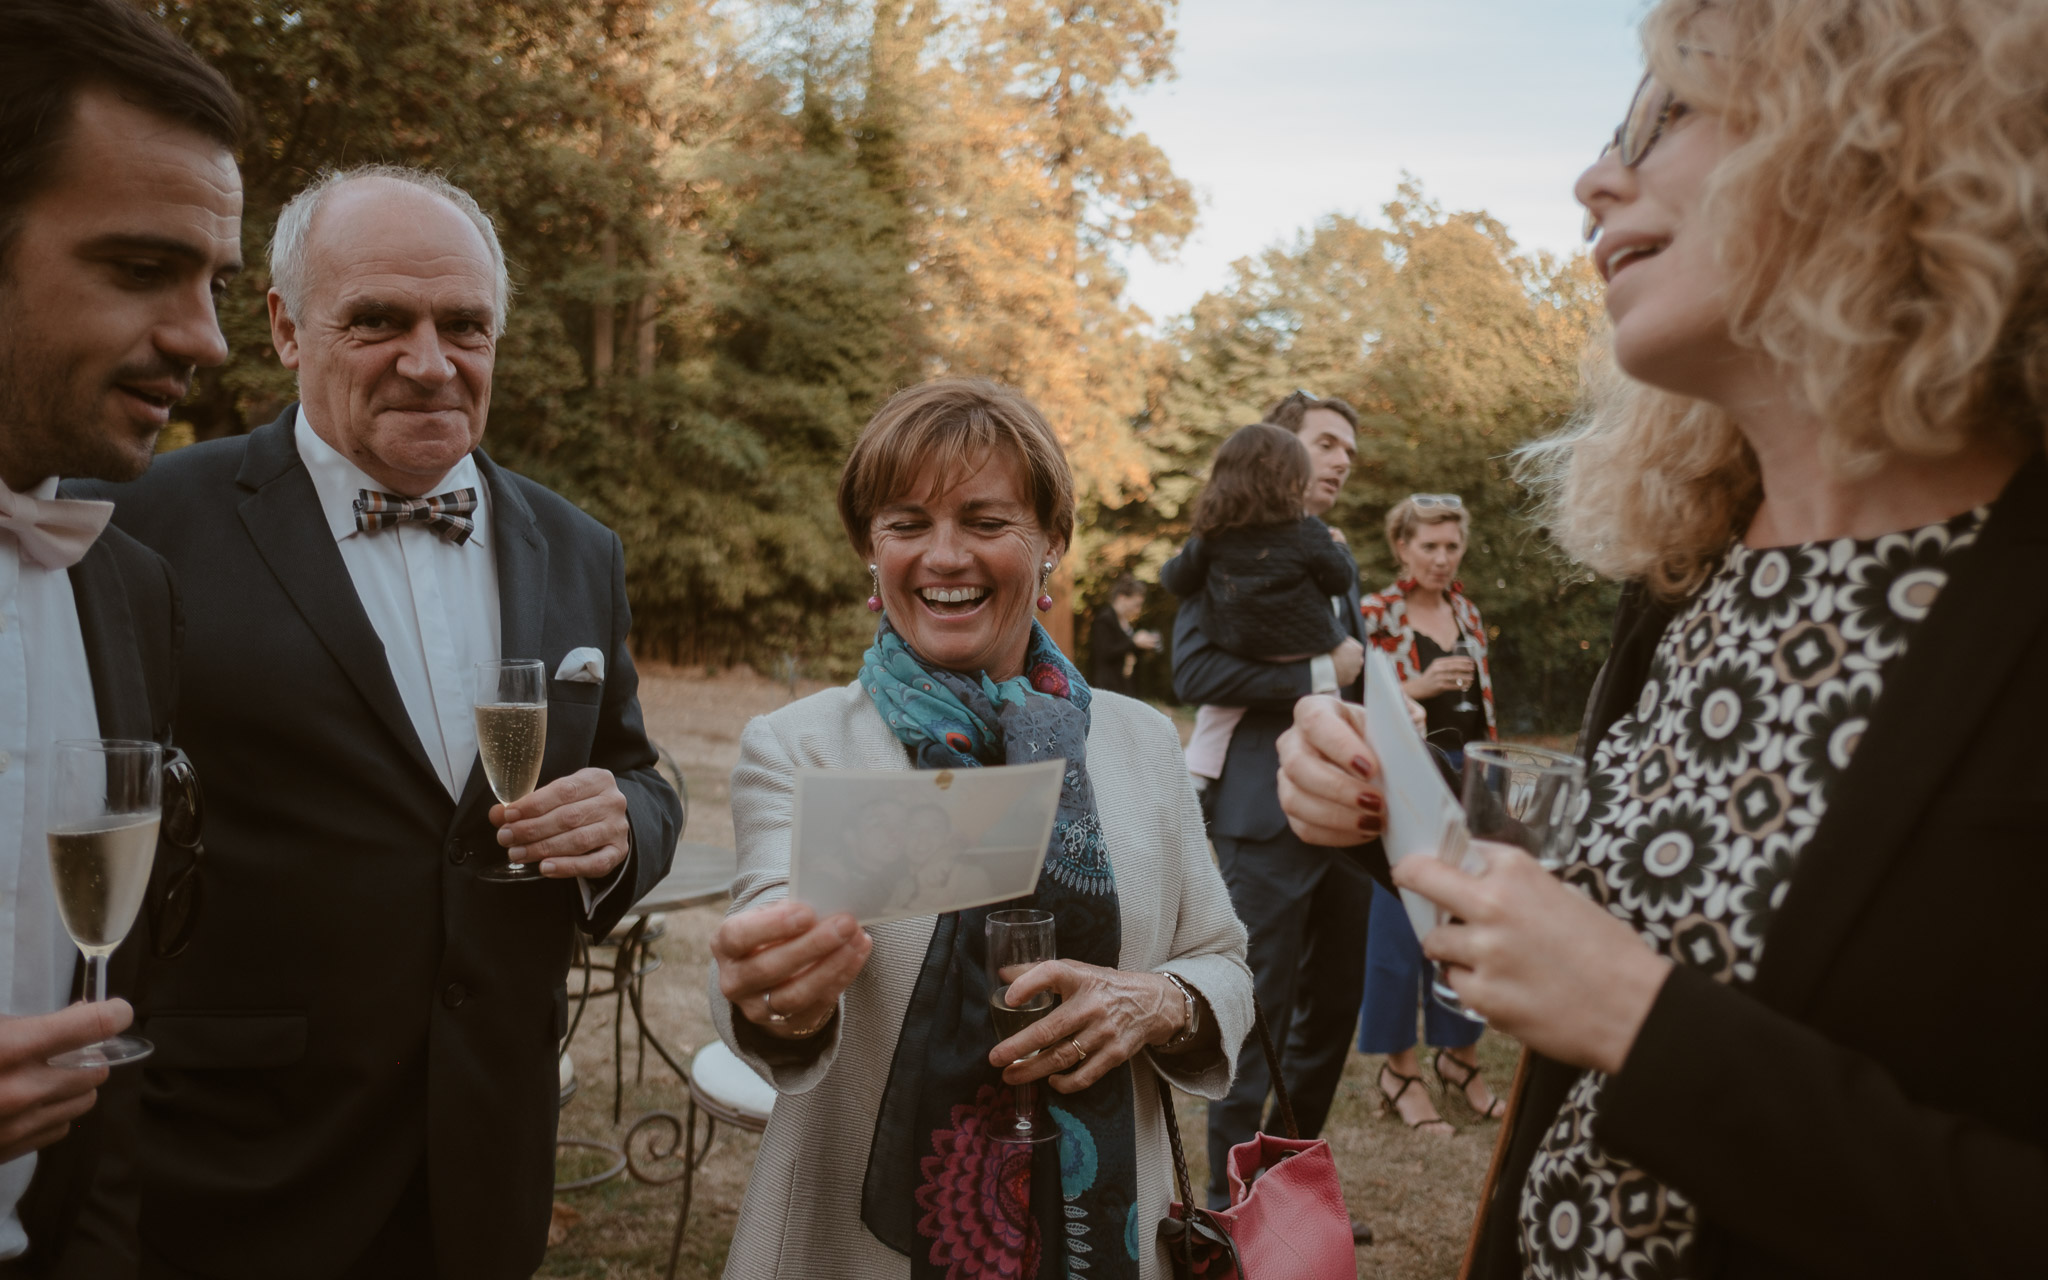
[1069,1038,1086,1064]
[762,989,789,1024]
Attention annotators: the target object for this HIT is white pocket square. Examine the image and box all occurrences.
[554,648,606,684]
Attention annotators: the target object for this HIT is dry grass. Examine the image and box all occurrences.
[540,665,1514,1279]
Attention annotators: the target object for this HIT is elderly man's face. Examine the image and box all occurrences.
[270,178,496,496]
[0,89,241,492]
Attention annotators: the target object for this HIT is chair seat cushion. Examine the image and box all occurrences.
[691,1041,776,1122]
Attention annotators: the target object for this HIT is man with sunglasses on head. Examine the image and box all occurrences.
[0,0,245,1272]
[1170,390,1387,1241]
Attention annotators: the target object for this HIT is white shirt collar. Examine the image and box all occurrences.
[292,407,488,549]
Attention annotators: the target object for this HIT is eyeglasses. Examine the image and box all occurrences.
[1582,72,1691,241]
[146,748,205,959]
[1408,493,1464,511]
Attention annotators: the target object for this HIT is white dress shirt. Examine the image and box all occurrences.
[0,478,105,1258]
[295,412,616,910]
[294,410,500,801]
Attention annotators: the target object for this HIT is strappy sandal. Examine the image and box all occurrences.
[1432,1049,1506,1121]
[1376,1063,1454,1136]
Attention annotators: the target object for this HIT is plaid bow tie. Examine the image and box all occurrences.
[352,488,479,544]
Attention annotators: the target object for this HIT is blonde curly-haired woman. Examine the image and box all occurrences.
[1275,1,2048,1276]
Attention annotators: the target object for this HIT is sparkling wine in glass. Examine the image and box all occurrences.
[473,659,548,882]
[1449,638,1482,714]
[986,908,1061,1145]
[46,739,161,1068]
[1431,742,1586,1023]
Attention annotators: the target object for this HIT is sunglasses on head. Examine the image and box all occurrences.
[146,748,205,959]
[1409,493,1464,511]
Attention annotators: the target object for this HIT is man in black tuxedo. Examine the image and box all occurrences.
[0,1,245,1273]
[1173,392,1386,1232]
[86,166,682,1279]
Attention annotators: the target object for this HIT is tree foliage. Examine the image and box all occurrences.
[1108,182,1615,731]
[149,3,1609,725]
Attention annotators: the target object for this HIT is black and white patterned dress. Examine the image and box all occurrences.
[1518,508,1986,1280]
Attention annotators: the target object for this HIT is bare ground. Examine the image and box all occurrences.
[539,664,1513,1279]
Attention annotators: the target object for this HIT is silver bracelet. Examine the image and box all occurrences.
[1158,973,1201,1052]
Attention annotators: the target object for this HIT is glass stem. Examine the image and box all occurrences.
[1014,1078,1035,1129]
[84,952,109,1005]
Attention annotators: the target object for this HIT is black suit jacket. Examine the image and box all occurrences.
[1089,606,1139,695]
[1170,537,1383,854]
[2,526,182,1279]
[1468,455,2048,1280]
[82,410,682,1279]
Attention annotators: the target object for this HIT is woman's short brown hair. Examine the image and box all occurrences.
[1384,496,1470,556]
[837,378,1075,556]
[1191,423,1312,537]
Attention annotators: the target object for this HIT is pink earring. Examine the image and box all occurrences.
[866,564,883,613]
[1035,561,1054,612]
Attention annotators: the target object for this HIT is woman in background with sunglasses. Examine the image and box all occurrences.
[1353,492,1503,1136]
[1277,1,2048,1276]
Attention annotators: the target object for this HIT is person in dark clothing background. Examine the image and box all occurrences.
[1088,574,1158,695]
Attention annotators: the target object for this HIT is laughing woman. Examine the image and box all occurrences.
[1278,1,2048,1277]
[707,378,1252,1279]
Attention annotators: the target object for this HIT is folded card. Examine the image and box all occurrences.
[789,760,1066,926]
[1362,649,1469,941]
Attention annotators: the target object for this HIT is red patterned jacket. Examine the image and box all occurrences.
[1359,578,1498,741]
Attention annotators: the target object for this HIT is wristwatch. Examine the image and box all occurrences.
[1158,973,1202,1052]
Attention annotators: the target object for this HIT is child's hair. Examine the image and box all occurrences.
[1191,423,1313,537]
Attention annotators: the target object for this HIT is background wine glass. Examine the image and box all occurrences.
[985,908,1061,1145]
[473,659,548,882]
[1430,742,1585,1023]
[1449,637,1482,714]
[46,739,161,1068]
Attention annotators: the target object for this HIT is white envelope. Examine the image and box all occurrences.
[789,760,1066,926]
[1362,649,1470,941]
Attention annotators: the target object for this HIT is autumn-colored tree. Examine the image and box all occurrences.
[1118,183,1612,730]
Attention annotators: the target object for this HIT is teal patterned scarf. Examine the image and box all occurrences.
[859,619,1140,1279]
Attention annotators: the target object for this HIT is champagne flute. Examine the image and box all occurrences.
[46,739,161,1068]
[986,909,1061,1145]
[1449,638,1482,714]
[473,659,548,883]
[1430,742,1585,1023]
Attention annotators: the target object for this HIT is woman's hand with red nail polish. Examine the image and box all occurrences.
[1277,696,1385,847]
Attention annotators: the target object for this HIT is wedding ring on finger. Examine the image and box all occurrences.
[1069,1038,1087,1066]
[762,989,790,1024]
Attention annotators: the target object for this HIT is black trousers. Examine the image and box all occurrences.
[140,1160,435,1280]
[1204,830,1374,1207]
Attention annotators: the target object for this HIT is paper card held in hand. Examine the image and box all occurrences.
[1362,649,1470,941]
[789,759,1066,926]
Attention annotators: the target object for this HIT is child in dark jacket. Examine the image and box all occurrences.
[1162,422,1357,780]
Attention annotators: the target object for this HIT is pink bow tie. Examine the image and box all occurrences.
[0,485,114,570]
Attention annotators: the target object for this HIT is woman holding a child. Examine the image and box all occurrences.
[706,378,1253,1280]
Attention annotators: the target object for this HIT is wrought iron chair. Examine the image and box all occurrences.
[625,1041,775,1280]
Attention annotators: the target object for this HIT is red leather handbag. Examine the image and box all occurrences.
[1157,1006,1357,1279]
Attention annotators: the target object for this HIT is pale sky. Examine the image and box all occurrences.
[1119,0,1650,323]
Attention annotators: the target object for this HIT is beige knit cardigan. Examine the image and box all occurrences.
[709,681,1253,1279]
